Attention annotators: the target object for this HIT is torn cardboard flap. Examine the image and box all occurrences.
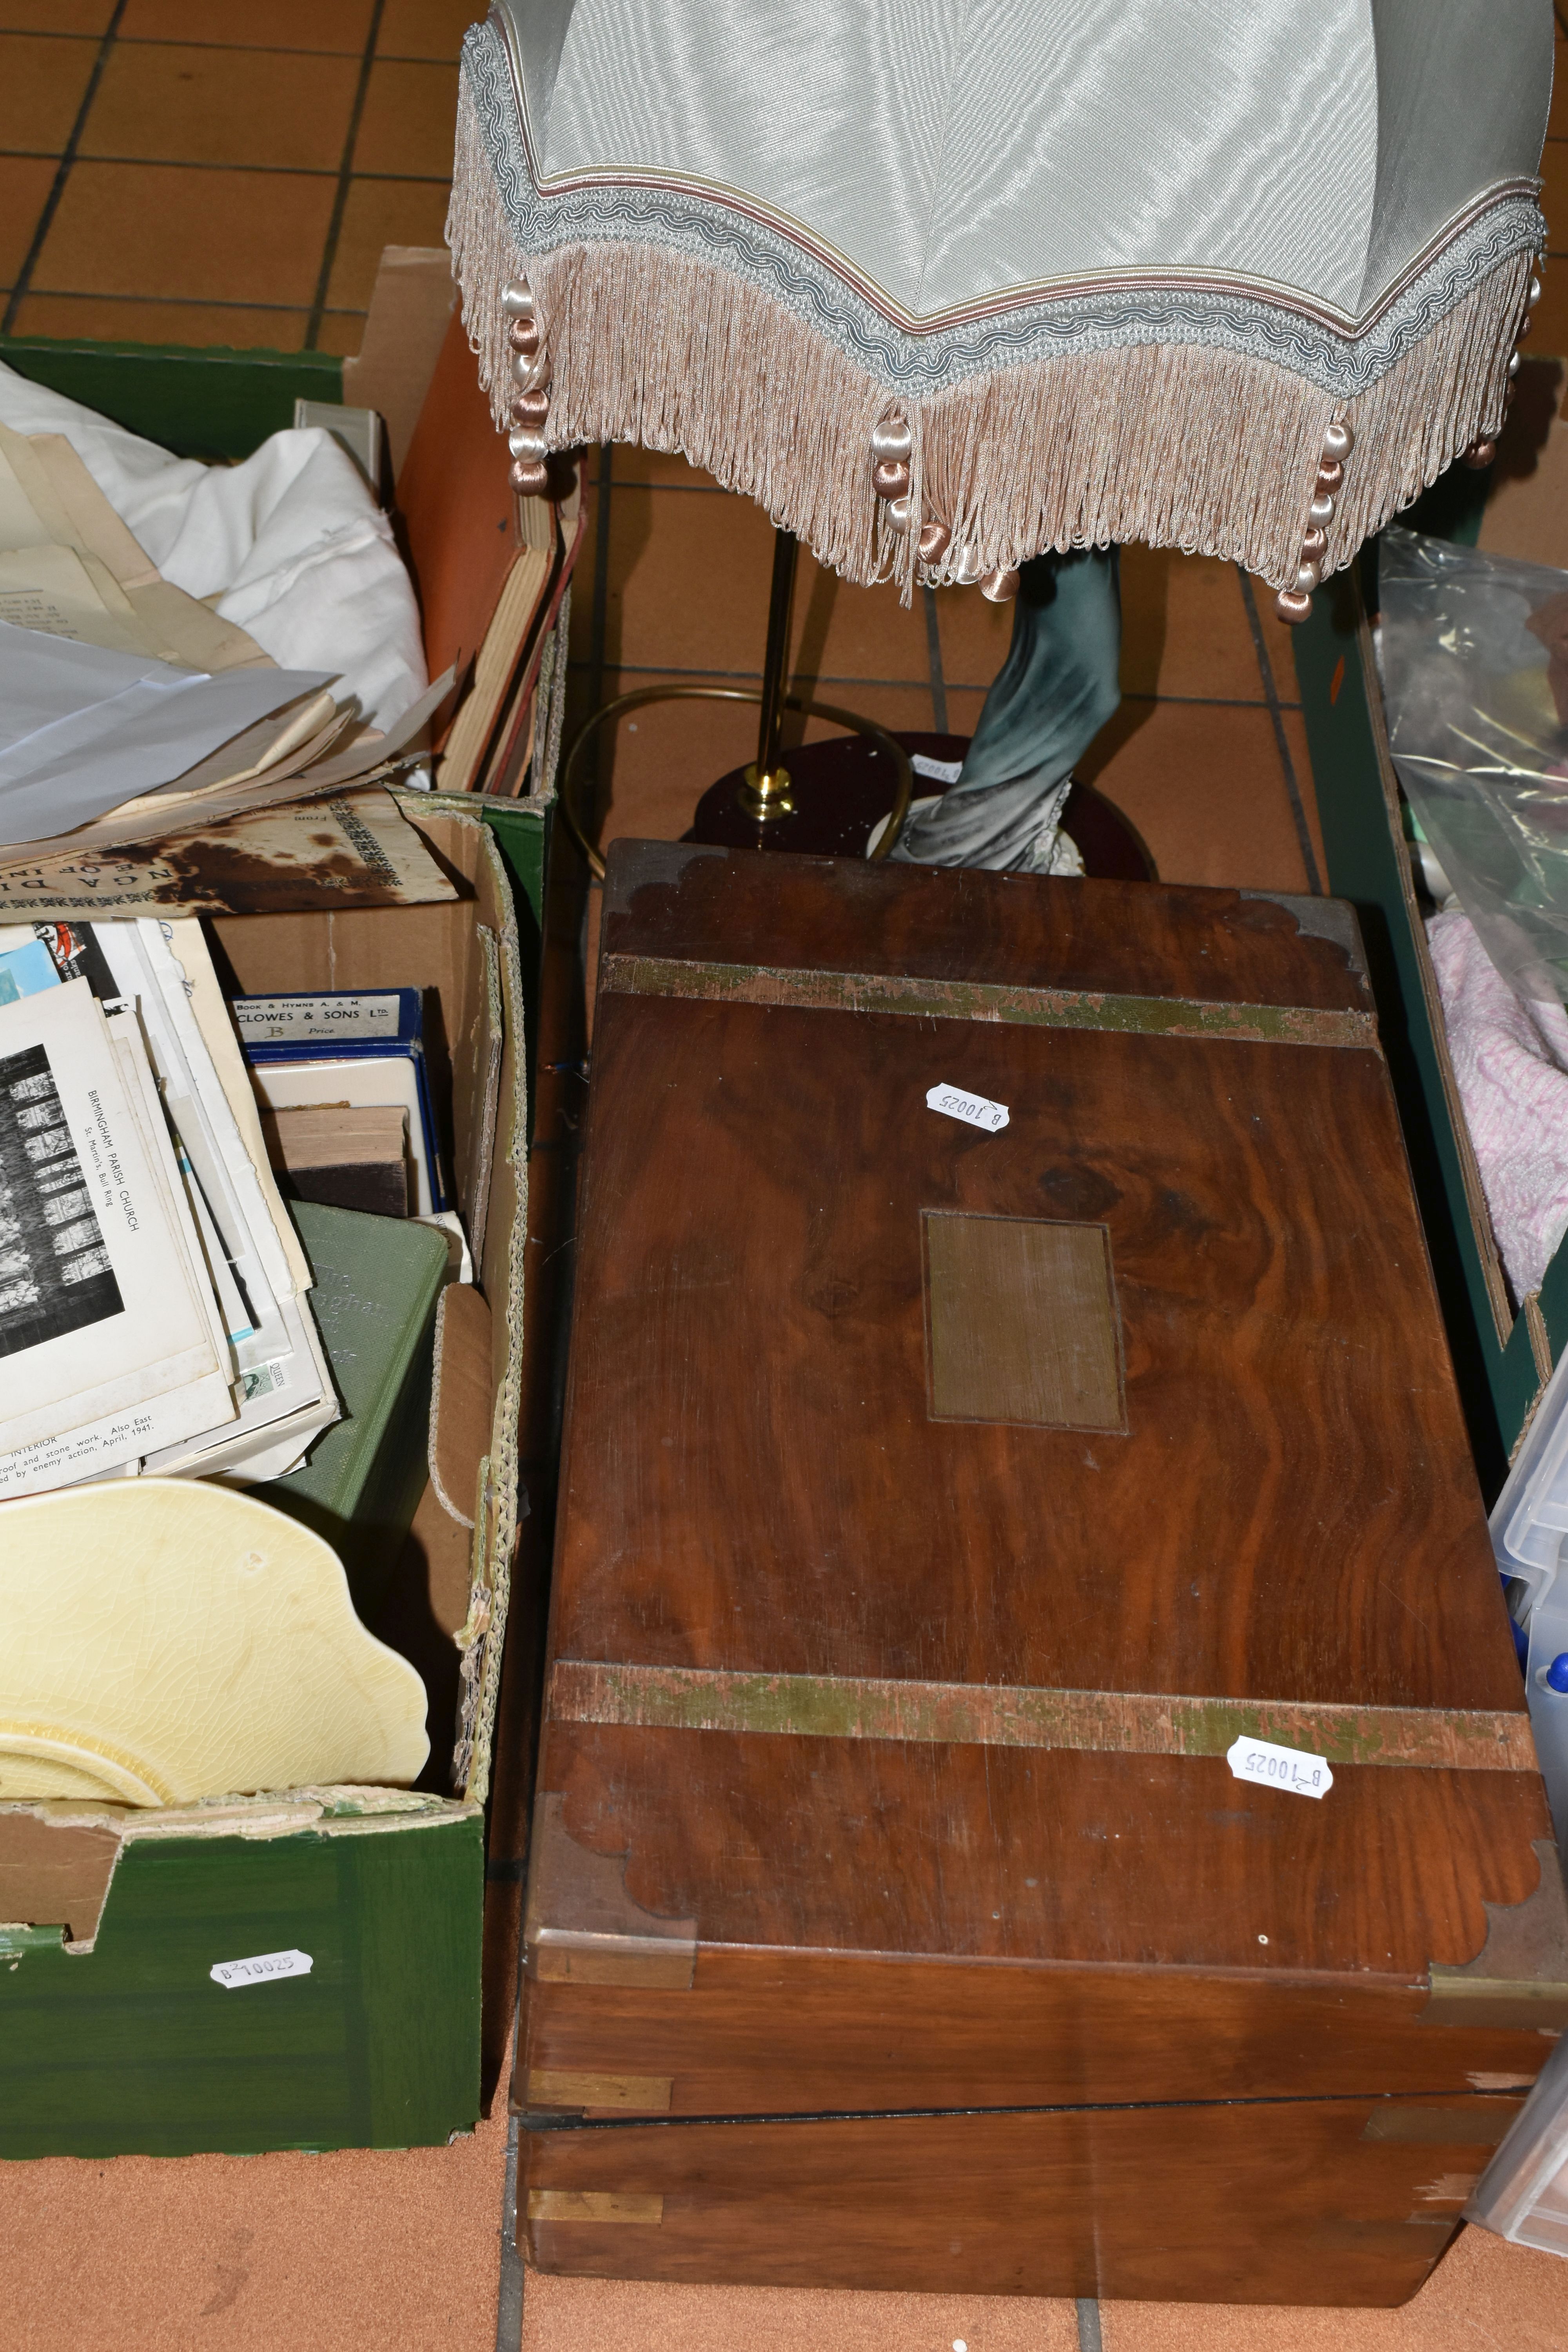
[0,1786,479,1951]
[429,1283,494,1526]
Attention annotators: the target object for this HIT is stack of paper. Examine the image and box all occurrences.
[0,417,452,863]
[0,916,338,1501]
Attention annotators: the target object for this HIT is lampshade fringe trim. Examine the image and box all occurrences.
[448,84,1532,599]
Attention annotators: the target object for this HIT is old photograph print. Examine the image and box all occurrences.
[0,1043,122,1358]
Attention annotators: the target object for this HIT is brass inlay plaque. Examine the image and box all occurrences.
[924,1210,1125,1432]
[527,2190,664,2226]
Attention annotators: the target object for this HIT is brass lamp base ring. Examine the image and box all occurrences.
[736,762,794,822]
[558,686,914,882]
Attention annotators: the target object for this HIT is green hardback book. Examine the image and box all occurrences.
[260,1202,449,1609]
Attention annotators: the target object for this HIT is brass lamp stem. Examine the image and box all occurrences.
[737,526,799,823]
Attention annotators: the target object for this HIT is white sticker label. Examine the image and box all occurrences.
[911,753,964,785]
[1226,1737,1334,1800]
[926,1082,1009,1133]
[210,1948,314,1990]
[233,993,401,1044]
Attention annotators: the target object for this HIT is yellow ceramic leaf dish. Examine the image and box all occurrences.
[0,1479,429,1804]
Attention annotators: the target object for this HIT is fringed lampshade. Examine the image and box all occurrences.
[448,0,1551,625]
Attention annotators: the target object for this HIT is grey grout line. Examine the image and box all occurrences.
[11,288,365,318]
[0,0,128,340]
[0,150,450,183]
[304,0,387,352]
[922,584,949,732]
[1076,2296,1105,2352]
[495,2113,524,2350]
[1234,564,1324,894]
[568,657,1295,710]
[0,30,461,60]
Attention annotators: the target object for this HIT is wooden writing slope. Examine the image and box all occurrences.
[517,842,1568,2307]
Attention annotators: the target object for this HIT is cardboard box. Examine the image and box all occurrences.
[0,322,559,2156]
[0,798,530,2157]
[1296,363,1568,1485]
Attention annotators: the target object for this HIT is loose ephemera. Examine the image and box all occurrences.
[0,976,233,1458]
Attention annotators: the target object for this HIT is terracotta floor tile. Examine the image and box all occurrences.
[934,575,1014,688]
[1542,142,1568,262]
[1098,2224,1560,2352]
[613,445,726,488]
[314,308,367,357]
[6,290,310,349]
[32,160,334,305]
[1279,706,1329,893]
[377,0,479,62]
[0,2113,509,2352]
[937,550,1278,711]
[1121,548,1269,703]
[1552,61,1568,144]
[351,57,460,181]
[938,685,989,740]
[1533,262,1568,362]
[116,0,372,47]
[791,678,944,746]
[588,669,758,855]
[1250,573,1308,707]
[606,481,778,675]
[572,667,929,848]
[0,32,96,152]
[326,176,454,311]
[789,553,931,694]
[80,42,358,172]
[523,2269,1082,2352]
[0,0,111,26]
[0,154,56,288]
[1077,698,1309,894]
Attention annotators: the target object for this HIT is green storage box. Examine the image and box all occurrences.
[1296,491,1568,1489]
[0,338,550,2157]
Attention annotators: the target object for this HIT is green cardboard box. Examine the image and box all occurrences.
[0,338,552,2157]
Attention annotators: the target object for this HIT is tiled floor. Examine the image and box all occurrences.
[0,0,468,355]
[566,446,1327,918]
[3,8,1568,2351]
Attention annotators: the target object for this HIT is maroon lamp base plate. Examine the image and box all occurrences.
[683,732,1155,881]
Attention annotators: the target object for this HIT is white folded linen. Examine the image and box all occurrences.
[0,364,426,732]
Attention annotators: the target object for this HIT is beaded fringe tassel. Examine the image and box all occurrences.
[449,85,1530,603]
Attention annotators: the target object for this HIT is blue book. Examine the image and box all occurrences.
[232,988,449,1214]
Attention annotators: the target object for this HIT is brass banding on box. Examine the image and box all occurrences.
[527,2190,664,2226]
[600,952,1380,1050]
[547,1660,1539,1772]
[526,2068,673,2111]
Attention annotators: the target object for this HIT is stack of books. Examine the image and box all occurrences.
[0,914,338,1499]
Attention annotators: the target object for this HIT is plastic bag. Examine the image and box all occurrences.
[1381,526,1568,1004]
